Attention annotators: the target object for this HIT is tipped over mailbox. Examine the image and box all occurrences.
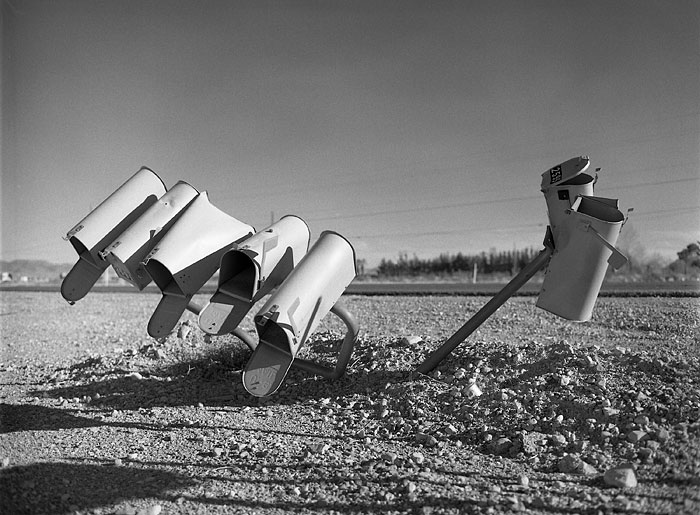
[143,192,254,338]
[61,167,167,303]
[537,195,628,321]
[101,181,200,290]
[242,231,357,397]
[198,215,311,336]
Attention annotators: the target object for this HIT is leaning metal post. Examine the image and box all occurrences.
[416,240,553,375]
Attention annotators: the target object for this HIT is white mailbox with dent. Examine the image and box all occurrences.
[537,195,628,321]
[243,231,356,397]
[198,215,311,336]
[101,181,200,290]
[61,167,167,303]
[143,191,255,338]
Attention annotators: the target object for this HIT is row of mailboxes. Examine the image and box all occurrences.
[61,168,357,397]
[537,156,628,321]
[62,157,630,394]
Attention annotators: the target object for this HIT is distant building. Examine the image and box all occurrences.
[1,272,12,282]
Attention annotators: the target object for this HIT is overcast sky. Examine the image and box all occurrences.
[2,0,698,268]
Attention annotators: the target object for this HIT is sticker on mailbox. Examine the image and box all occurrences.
[549,166,562,184]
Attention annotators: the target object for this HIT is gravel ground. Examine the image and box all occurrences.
[1,291,699,515]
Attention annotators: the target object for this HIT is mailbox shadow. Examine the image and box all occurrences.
[0,461,193,515]
[30,335,414,412]
[0,403,169,434]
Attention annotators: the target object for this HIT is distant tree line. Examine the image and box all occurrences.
[376,247,540,278]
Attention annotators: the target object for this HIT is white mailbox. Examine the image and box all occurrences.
[143,192,254,338]
[198,215,311,335]
[101,181,199,290]
[61,167,167,302]
[537,195,628,321]
[242,231,356,397]
[541,156,596,246]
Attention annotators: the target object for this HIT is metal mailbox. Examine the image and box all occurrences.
[242,231,356,397]
[198,215,311,336]
[100,181,199,290]
[537,195,628,321]
[143,192,254,338]
[540,156,596,246]
[61,167,166,302]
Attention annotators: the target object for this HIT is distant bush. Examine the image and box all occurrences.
[376,247,540,279]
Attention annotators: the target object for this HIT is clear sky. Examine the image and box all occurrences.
[2,0,698,268]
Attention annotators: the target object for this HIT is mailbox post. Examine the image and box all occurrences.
[417,156,629,374]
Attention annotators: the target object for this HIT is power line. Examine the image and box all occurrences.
[308,176,699,222]
[349,205,699,240]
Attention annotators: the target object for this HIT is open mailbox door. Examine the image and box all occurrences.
[144,192,255,338]
[61,167,166,303]
[242,231,356,397]
[198,215,311,335]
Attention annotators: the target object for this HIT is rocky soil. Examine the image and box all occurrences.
[1,291,699,514]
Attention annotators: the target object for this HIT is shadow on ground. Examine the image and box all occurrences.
[0,461,194,515]
[30,334,420,412]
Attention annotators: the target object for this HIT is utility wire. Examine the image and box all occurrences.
[307,176,699,222]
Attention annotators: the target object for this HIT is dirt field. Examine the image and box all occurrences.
[1,291,699,514]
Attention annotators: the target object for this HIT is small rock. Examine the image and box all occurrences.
[308,443,330,454]
[453,368,467,380]
[466,383,482,397]
[126,372,143,380]
[634,415,650,426]
[213,447,224,457]
[114,458,123,467]
[627,430,647,444]
[558,454,581,474]
[444,424,458,436]
[604,466,638,488]
[401,335,423,346]
[424,435,438,447]
[178,324,191,339]
[519,475,529,487]
[579,462,598,475]
[550,434,567,446]
[411,452,425,465]
[1,457,10,468]
[558,454,597,475]
[489,437,512,455]
[655,427,670,442]
[381,452,397,464]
